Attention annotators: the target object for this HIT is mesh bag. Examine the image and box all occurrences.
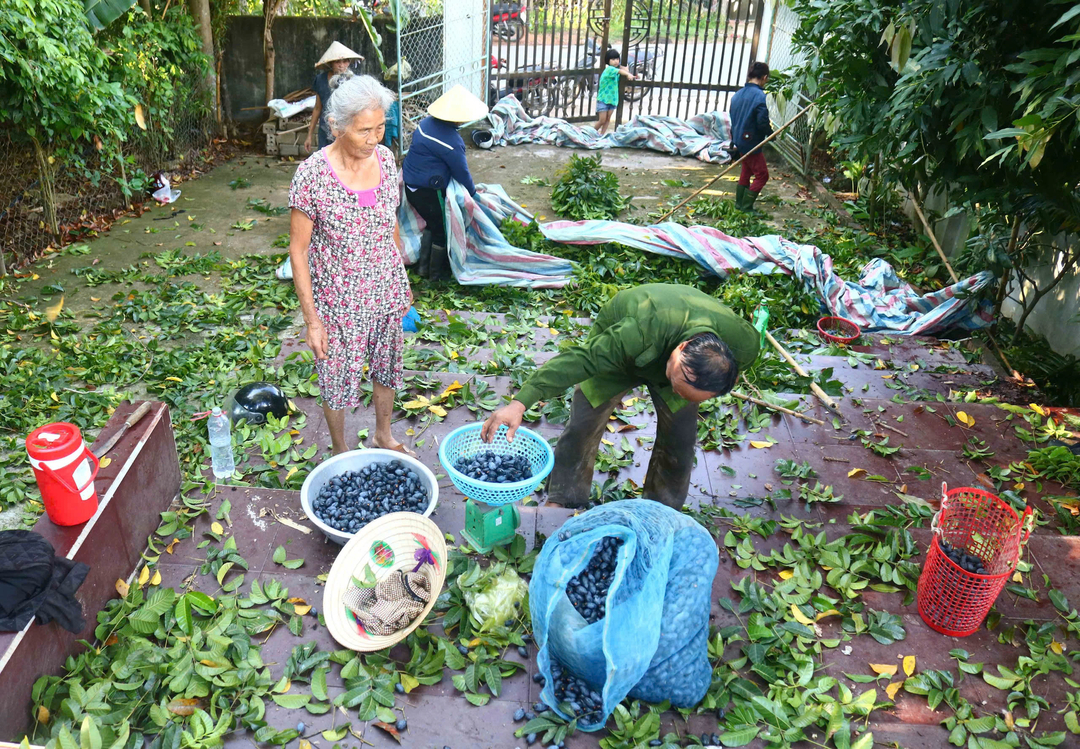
[343,569,433,636]
[531,500,718,730]
[917,484,1033,637]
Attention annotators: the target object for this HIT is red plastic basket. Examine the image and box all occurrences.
[917,484,1033,637]
[817,316,861,344]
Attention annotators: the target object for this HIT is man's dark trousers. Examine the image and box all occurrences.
[546,387,698,509]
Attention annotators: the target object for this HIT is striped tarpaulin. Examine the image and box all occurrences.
[483,96,735,164]
[539,220,994,334]
[395,183,993,333]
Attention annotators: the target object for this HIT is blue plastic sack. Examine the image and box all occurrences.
[402,306,421,332]
[530,500,718,730]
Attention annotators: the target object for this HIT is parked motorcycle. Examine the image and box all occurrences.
[489,55,560,118]
[492,2,527,41]
[560,38,663,105]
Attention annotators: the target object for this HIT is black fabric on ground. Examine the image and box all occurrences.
[0,530,89,633]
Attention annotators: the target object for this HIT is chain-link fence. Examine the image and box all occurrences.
[763,2,814,175]
[395,0,491,154]
[0,72,216,272]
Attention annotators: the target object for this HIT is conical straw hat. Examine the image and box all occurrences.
[323,512,448,652]
[316,41,364,69]
[427,85,490,123]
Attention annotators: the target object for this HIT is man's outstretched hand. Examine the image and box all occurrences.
[481,400,527,442]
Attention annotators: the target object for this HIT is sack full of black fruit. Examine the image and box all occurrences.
[529,500,718,730]
[917,482,1033,637]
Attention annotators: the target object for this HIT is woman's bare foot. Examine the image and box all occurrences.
[373,436,418,458]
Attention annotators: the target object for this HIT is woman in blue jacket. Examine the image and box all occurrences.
[402,85,489,280]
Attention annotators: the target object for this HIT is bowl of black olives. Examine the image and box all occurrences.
[301,449,438,544]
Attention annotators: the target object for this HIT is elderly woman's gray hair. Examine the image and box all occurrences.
[325,75,397,135]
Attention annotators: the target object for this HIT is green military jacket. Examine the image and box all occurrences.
[515,284,760,413]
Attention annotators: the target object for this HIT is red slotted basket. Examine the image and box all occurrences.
[816,316,861,345]
[917,484,1033,637]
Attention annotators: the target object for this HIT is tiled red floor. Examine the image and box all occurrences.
[20,317,1076,749]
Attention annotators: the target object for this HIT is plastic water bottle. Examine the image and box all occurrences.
[208,407,235,479]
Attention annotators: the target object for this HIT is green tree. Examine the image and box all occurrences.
[784,0,1079,341]
[0,0,131,234]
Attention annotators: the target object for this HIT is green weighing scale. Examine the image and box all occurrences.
[439,423,554,553]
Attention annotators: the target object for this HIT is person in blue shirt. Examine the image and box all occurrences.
[728,61,773,214]
[401,85,489,280]
[593,49,636,135]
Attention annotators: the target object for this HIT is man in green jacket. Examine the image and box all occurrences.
[481,283,759,508]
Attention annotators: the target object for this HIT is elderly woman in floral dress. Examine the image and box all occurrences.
[289,75,413,456]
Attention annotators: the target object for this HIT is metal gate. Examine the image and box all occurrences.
[395,0,491,153]
[490,0,767,125]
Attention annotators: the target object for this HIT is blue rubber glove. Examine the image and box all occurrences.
[402,306,421,333]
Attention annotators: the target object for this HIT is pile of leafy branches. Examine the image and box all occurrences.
[550,154,629,221]
[25,525,542,749]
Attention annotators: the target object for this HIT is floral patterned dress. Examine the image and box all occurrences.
[289,145,410,409]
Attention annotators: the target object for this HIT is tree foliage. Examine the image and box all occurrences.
[0,0,211,223]
[785,0,1079,344]
[0,0,129,146]
[83,0,140,31]
[786,0,1078,210]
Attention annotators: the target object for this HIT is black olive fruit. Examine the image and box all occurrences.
[565,536,624,624]
[940,539,988,575]
[311,460,429,534]
[453,450,533,483]
[547,658,604,726]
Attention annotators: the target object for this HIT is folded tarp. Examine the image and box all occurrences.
[483,96,735,164]
[397,182,574,288]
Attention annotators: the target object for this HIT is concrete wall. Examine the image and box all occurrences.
[222,16,395,123]
[1001,236,1080,358]
[902,192,1079,358]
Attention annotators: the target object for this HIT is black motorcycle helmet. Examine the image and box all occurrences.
[471,130,494,149]
[227,382,289,425]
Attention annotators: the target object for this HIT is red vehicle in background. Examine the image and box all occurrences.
[488,54,560,118]
[492,3,527,41]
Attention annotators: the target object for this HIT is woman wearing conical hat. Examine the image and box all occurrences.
[400,85,489,281]
[305,42,365,153]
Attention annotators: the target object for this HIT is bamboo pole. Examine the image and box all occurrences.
[730,391,826,425]
[910,194,1018,375]
[909,195,959,283]
[764,330,842,416]
[656,101,815,223]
